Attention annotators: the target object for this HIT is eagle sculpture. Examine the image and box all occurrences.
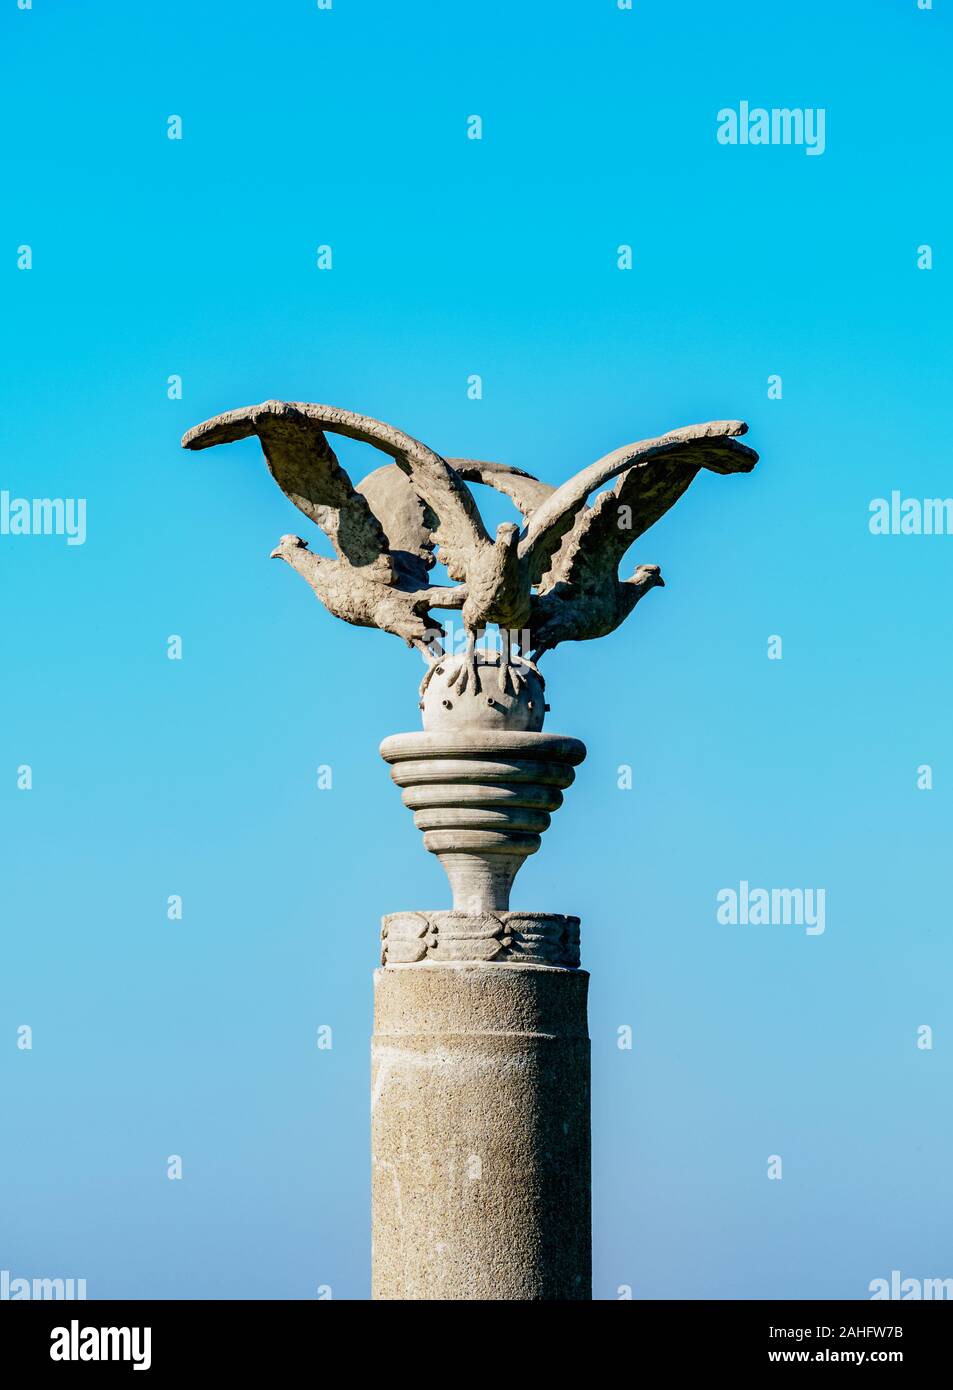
[182,400,758,686]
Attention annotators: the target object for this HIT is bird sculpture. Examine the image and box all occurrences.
[182,400,758,687]
[182,401,463,656]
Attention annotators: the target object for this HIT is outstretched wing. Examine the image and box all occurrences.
[186,400,489,584]
[182,400,390,568]
[447,459,555,520]
[521,421,757,585]
[541,431,759,594]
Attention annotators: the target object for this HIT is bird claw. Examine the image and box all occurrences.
[497,651,527,697]
[448,647,480,695]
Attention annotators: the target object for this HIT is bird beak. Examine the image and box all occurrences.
[271,533,306,559]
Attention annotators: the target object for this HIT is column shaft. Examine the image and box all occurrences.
[371,961,591,1300]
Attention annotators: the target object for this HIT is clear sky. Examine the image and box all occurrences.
[2,0,951,1300]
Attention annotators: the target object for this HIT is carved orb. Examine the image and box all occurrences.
[420,652,546,732]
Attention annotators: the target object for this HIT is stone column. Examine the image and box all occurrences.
[180,398,759,1302]
[371,960,590,1300]
[372,709,591,1300]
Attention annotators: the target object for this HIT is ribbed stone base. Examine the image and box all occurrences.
[380,731,587,914]
[371,960,591,1301]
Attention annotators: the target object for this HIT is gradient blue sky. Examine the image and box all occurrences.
[2,0,951,1299]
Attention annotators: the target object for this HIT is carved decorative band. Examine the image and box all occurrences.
[381,911,581,968]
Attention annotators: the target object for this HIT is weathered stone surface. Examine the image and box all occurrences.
[381,729,586,914]
[183,400,757,669]
[381,910,581,967]
[371,962,591,1301]
[420,651,546,733]
[183,397,760,1303]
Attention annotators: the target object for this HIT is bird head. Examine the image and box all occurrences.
[629,563,665,590]
[495,521,520,548]
[270,533,309,560]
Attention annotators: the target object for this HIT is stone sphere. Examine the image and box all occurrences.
[420,652,546,732]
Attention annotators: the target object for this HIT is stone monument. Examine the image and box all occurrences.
[183,400,758,1300]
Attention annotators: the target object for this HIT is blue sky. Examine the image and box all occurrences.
[1,0,951,1299]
